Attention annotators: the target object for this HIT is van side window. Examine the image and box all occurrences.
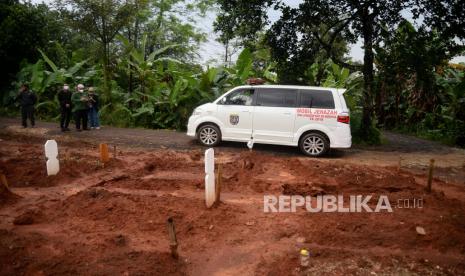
[222,89,255,106]
[257,89,297,107]
[299,90,335,109]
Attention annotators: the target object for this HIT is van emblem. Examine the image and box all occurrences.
[230,114,239,125]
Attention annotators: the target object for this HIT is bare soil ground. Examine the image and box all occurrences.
[1,120,465,275]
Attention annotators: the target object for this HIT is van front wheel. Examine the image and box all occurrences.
[197,124,221,147]
[299,132,329,157]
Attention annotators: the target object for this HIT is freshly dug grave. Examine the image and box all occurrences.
[0,228,187,275]
[0,138,123,188]
[1,137,465,275]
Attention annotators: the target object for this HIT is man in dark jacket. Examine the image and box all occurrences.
[57,84,72,131]
[15,83,37,128]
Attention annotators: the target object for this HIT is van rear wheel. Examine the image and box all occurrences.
[197,124,221,147]
[299,132,329,157]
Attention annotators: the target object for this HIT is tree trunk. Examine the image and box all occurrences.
[395,75,401,126]
[102,40,111,99]
[376,79,384,125]
[101,15,111,99]
[128,27,134,95]
[361,13,375,137]
[315,61,325,86]
[224,40,229,65]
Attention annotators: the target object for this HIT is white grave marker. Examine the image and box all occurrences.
[44,140,59,176]
[204,148,215,208]
[247,139,254,150]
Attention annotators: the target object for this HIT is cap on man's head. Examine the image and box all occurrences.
[77,84,85,90]
[88,87,95,92]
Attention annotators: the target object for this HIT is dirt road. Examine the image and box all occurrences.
[1,117,464,182]
[1,117,465,275]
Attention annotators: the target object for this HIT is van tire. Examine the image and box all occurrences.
[299,132,329,157]
[197,124,221,147]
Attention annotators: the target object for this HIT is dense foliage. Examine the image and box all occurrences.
[376,21,465,146]
[0,0,464,147]
[214,0,464,146]
[0,0,67,89]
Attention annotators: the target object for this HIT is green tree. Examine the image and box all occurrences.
[117,0,212,94]
[214,0,272,49]
[57,0,138,97]
[414,0,465,41]
[0,1,66,91]
[266,9,349,84]
[144,0,211,61]
[376,21,462,125]
[215,0,412,143]
[375,20,464,146]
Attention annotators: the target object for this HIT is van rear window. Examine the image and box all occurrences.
[299,90,335,109]
[257,89,297,107]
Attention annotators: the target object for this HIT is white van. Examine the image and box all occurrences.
[187,85,351,156]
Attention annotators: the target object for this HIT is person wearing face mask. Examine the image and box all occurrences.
[57,84,72,131]
[71,84,90,131]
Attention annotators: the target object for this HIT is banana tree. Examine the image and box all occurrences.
[223,48,253,87]
[37,49,93,93]
[196,66,230,99]
[322,60,350,88]
[436,67,465,119]
[7,50,96,118]
[117,34,180,97]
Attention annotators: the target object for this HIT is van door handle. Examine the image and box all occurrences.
[283,112,292,115]
[241,110,250,113]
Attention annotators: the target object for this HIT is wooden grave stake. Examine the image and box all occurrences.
[0,173,10,191]
[99,143,110,164]
[215,163,222,205]
[166,217,179,259]
[426,159,435,193]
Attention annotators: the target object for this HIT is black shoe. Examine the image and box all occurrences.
[76,128,82,132]
[22,125,27,128]
[61,128,65,132]
[83,128,90,131]
[64,128,71,131]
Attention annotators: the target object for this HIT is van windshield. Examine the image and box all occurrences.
[221,89,255,106]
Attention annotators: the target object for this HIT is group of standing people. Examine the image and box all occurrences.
[16,83,100,132]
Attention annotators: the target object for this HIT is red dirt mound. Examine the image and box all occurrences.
[0,229,187,275]
[1,136,465,274]
[100,176,202,191]
[45,188,244,247]
[0,147,123,188]
[0,185,19,207]
[255,250,465,275]
[13,209,44,225]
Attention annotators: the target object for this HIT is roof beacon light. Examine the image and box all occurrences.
[246,78,265,85]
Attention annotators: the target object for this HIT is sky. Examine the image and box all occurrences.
[192,0,464,64]
[30,0,464,64]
